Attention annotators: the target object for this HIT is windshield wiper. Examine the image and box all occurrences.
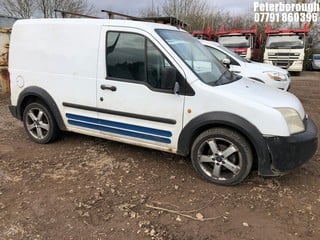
[216,70,238,85]
[232,72,242,81]
[212,70,228,86]
[210,70,241,86]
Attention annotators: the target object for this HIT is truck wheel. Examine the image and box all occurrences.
[23,102,58,144]
[191,128,252,186]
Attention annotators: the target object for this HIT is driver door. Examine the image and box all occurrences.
[96,27,185,152]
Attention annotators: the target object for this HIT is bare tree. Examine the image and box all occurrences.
[140,0,162,17]
[0,0,94,18]
[140,6,162,18]
[36,0,94,18]
[140,0,257,31]
[141,0,210,30]
[0,0,35,18]
[162,0,210,30]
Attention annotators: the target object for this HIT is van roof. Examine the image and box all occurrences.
[14,18,182,32]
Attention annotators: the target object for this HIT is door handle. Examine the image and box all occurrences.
[100,84,117,91]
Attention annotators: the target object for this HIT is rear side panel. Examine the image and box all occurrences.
[9,20,101,129]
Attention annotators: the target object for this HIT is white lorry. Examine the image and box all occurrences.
[8,19,317,185]
[263,24,310,73]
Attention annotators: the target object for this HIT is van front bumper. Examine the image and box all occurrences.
[262,117,318,175]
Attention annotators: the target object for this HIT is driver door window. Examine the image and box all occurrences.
[106,31,178,92]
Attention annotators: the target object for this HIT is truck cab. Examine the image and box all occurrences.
[215,25,261,61]
[263,24,310,73]
[191,26,217,41]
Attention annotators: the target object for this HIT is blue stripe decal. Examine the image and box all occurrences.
[66,113,172,137]
[66,113,172,144]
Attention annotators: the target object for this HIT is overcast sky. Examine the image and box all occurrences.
[89,0,256,17]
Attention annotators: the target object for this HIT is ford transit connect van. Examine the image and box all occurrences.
[8,19,318,185]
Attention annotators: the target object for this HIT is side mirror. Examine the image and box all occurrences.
[161,67,177,90]
[222,58,231,69]
[173,82,180,94]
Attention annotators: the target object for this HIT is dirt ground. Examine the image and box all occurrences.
[0,71,320,240]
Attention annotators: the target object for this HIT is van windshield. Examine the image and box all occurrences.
[218,35,250,48]
[156,29,240,86]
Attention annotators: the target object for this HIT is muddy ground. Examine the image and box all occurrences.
[0,71,320,240]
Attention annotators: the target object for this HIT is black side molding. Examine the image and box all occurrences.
[63,102,177,125]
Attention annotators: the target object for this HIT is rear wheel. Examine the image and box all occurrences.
[191,128,253,186]
[23,102,58,144]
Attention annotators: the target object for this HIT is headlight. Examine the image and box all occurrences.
[276,108,305,134]
[264,71,287,81]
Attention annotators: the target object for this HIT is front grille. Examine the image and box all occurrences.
[272,52,299,57]
[269,56,300,60]
[268,52,300,60]
[271,60,294,68]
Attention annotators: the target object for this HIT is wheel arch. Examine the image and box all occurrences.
[16,86,66,131]
[177,112,273,174]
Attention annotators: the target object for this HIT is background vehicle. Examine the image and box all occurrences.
[263,24,310,74]
[306,41,320,70]
[311,54,320,70]
[215,25,262,61]
[201,40,291,91]
[191,26,217,41]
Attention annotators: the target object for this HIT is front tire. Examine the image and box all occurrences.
[191,128,253,186]
[23,102,58,144]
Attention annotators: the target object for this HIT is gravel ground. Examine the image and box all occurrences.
[0,71,319,240]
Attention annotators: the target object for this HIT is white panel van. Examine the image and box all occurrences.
[8,19,318,185]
